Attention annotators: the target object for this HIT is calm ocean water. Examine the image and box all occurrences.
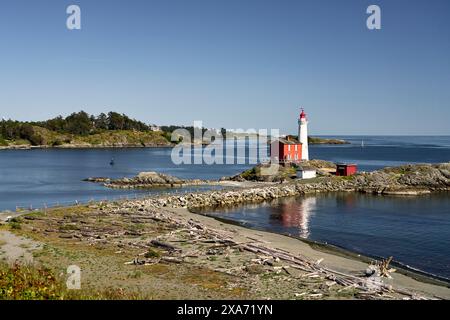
[0,136,449,279]
[310,135,450,172]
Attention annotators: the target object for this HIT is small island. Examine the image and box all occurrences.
[308,137,350,145]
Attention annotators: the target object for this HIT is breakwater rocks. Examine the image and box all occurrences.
[353,163,450,194]
[114,163,449,210]
[103,171,213,189]
[137,178,355,210]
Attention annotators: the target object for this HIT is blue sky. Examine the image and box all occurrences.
[0,0,449,135]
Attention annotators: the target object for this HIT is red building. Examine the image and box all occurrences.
[270,138,302,164]
[336,163,358,176]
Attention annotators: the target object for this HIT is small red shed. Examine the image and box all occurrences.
[336,163,358,176]
[270,138,302,164]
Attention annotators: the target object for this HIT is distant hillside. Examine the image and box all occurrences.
[283,135,349,145]
[308,137,349,145]
[0,126,172,149]
[0,111,172,148]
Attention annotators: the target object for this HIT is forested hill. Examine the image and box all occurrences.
[0,111,173,148]
[0,111,348,149]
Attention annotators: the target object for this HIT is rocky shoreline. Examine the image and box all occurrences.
[85,171,217,189]
[0,143,174,150]
[86,163,450,209]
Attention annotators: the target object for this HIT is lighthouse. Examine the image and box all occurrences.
[298,108,309,160]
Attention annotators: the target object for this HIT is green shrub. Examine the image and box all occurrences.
[0,137,8,146]
[144,248,161,259]
[0,263,66,300]
[8,217,22,230]
[51,139,63,146]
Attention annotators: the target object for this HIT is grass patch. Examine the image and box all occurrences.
[11,139,31,146]
[0,137,9,146]
[59,225,80,231]
[0,262,143,300]
[260,271,283,280]
[143,264,171,276]
[8,218,22,230]
[144,248,161,259]
[23,211,45,219]
[180,268,228,291]
[128,270,143,279]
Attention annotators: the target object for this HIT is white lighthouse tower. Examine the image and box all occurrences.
[298,108,309,160]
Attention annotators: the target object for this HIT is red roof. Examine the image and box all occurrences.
[300,108,306,120]
[277,138,302,145]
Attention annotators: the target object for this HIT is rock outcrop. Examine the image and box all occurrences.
[104,172,211,189]
[223,160,336,182]
[354,163,450,194]
[222,163,297,183]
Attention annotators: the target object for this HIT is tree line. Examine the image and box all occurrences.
[36,111,152,135]
[0,111,153,142]
[0,111,217,145]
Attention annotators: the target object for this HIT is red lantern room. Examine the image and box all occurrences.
[300,109,306,120]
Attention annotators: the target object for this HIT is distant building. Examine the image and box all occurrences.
[298,108,309,160]
[297,166,317,179]
[150,125,161,132]
[270,137,302,164]
[336,163,358,176]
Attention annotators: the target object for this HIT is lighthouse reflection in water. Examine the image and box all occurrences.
[205,195,327,240]
[269,197,317,238]
[203,193,359,241]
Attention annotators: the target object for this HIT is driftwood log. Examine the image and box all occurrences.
[149,240,180,252]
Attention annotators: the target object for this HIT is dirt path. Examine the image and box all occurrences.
[0,230,41,264]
